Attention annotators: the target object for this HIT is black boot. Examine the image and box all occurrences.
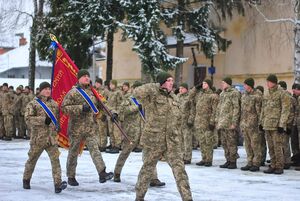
[196,161,205,166]
[3,136,12,141]
[55,181,67,193]
[68,177,79,186]
[99,169,114,183]
[105,147,120,154]
[241,165,252,171]
[263,167,275,174]
[274,168,284,175]
[113,173,121,182]
[184,160,191,165]
[219,161,230,168]
[149,179,165,187]
[227,162,237,169]
[249,166,260,172]
[23,179,30,189]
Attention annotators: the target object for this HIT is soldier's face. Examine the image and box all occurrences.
[40,87,51,97]
[161,77,174,92]
[202,82,209,90]
[267,81,276,89]
[95,82,101,88]
[78,75,90,85]
[244,84,252,92]
[179,86,187,94]
[221,81,229,90]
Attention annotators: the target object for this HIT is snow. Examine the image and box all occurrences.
[1,140,300,201]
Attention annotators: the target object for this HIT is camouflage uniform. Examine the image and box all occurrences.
[114,91,142,177]
[216,86,241,165]
[14,92,26,138]
[240,89,262,167]
[291,94,299,156]
[61,84,108,179]
[0,91,5,138]
[134,83,192,201]
[2,89,16,139]
[95,86,109,150]
[177,91,193,162]
[190,88,218,164]
[107,88,123,149]
[294,95,300,155]
[21,92,34,138]
[23,95,62,186]
[260,86,290,171]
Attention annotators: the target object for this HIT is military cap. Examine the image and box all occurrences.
[266,74,278,84]
[256,85,264,94]
[95,77,103,85]
[77,69,90,79]
[204,79,213,89]
[110,79,118,86]
[132,81,142,88]
[278,80,287,90]
[156,71,172,85]
[123,82,130,88]
[180,83,189,90]
[244,78,255,89]
[39,82,51,91]
[2,83,8,87]
[222,77,232,86]
[292,83,300,90]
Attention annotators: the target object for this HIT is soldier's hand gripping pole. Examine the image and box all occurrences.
[90,86,132,144]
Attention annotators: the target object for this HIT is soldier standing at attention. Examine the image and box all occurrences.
[61,69,114,186]
[134,71,193,201]
[216,77,241,169]
[240,78,262,172]
[190,79,218,167]
[23,82,67,193]
[260,74,290,174]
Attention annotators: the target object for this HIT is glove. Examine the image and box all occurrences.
[286,128,292,135]
[138,104,143,111]
[101,114,107,122]
[82,104,91,113]
[208,124,215,131]
[111,113,118,122]
[277,127,285,134]
[259,125,264,132]
[45,116,51,125]
[55,124,61,132]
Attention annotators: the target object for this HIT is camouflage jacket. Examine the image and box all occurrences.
[25,95,59,146]
[107,88,122,112]
[216,86,241,129]
[134,83,181,149]
[2,90,16,115]
[260,86,291,130]
[240,89,262,130]
[191,88,219,129]
[177,92,191,127]
[14,93,23,115]
[21,93,34,115]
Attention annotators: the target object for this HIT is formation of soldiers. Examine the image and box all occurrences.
[1,70,300,200]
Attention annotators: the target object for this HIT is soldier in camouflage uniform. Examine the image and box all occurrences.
[14,86,25,138]
[292,84,300,159]
[0,85,5,139]
[190,79,218,167]
[1,83,16,141]
[23,82,67,193]
[134,71,193,201]
[177,83,193,164]
[260,74,290,174]
[94,78,109,151]
[106,79,123,153]
[240,78,262,172]
[61,69,114,186]
[216,77,241,169]
[21,86,35,139]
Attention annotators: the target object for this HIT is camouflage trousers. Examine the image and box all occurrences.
[3,114,14,138]
[67,128,106,178]
[108,121,122,148]
[15,114,26,138]
[242,128,262,167]
[182,126,193,162]
[23,144,62,185]
[219,129,238,163]
[192,133,199,149]
[0,114,5,138]
[265,130,284,169]
[135,147,192,201]
[195,128,214,163]
[283,133,291,164]
[259,130,267,163]
[97,119,108,149]
[291,126,299,155]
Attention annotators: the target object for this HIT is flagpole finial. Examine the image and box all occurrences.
[50,34,59,43]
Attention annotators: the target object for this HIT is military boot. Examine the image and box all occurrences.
[3,136,12,141]
[263,167,275,174]
[184,160,191,165]
[149,179,165,187]
[113,173,121,182]
[99,169,114,183]
[23,179,30,189]
[274,169,284,175]
[54,181,67,193]
[68,177,79,186]
[105,147,120,154]
[196,161,205,166]
[227,162,237,169]
[241,165,252,171]
[219,161,230,168]
[249,166,260,172]
[204,162,212,167]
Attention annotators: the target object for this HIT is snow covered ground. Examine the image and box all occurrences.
[0,139,299,201]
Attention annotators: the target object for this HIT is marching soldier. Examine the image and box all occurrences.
[134,71,193,201]
[61,69,114,186]
[260,74,290,174]
[216,77,241,169]
[240,78,262,172]
[23,82,67,193]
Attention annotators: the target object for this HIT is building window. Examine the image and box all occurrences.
[8,74,15,78]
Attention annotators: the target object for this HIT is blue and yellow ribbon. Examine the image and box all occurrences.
[35,98,59,128]
[76,87,99,114]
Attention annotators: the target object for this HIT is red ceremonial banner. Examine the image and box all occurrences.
[50,36,85,152]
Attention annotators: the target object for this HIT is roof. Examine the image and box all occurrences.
[0,43,52,74]
[166,33,198,48]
